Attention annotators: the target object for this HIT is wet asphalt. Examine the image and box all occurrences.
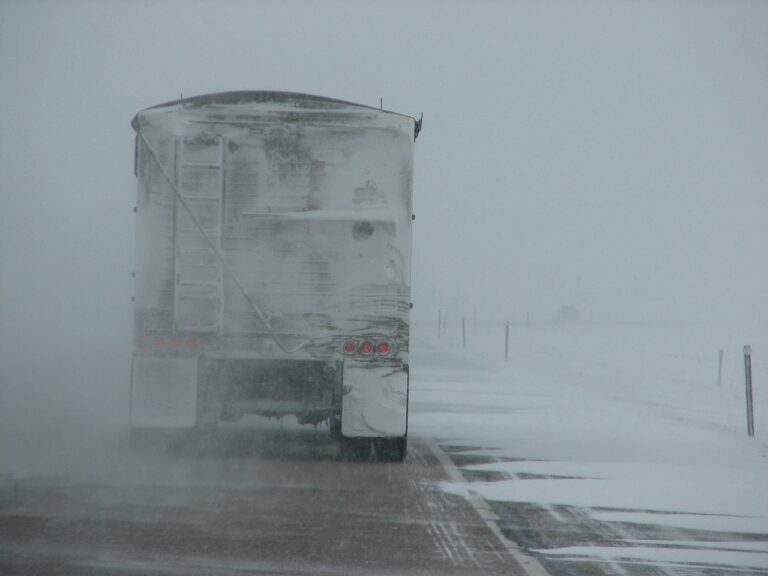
[0,425,530,576]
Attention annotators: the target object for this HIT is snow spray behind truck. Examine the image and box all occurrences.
[130,92,420,461]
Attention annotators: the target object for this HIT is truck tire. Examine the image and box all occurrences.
[339,436,407,463]
[375,437,407,463]
[340,437,372,461]
[329,417,342,440]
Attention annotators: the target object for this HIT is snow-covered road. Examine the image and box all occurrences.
[410,322,768,575]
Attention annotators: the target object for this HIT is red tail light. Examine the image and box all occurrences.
[342,338,396,357]
[360,341,374,355]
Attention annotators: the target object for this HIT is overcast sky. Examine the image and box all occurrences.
[1,0,767,375]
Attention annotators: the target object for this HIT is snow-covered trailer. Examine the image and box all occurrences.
[130,92,420,461]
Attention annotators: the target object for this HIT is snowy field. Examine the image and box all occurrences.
[409,320,768,573]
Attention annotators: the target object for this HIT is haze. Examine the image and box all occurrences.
[1,0,767,467]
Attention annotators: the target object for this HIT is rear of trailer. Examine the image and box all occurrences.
[130,92,419,461]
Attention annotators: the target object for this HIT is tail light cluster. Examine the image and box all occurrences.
[343,339,394,357]
[152,338,198,350]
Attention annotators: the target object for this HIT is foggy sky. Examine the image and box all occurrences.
[2,0,767,382]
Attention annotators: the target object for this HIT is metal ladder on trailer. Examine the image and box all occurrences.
[172,136,226,333]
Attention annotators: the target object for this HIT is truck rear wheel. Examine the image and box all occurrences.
[375,437,407,463]
[329,417,342,440]
[340,437,371,461]
[339,436,407,463]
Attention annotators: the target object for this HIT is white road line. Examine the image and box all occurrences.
[425,438,553,576]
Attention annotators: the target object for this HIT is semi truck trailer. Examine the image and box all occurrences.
[130,91,420,461]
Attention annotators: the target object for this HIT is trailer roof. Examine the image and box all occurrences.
[132,91,421,137]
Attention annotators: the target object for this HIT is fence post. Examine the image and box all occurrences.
[505,321,510,361]
[717,349,724,387]
[744,345,754,437]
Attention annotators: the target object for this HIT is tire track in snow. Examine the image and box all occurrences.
[425,438,552,576]
[433,444,766,576]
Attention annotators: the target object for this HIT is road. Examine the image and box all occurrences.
[0,424,538,576]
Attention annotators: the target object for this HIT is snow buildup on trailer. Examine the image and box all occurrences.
[132,92,415,356]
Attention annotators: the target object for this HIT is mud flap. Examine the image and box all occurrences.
[341,363,408,437]
[131,357,197,428]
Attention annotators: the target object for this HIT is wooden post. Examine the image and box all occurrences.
[505,321,510,361]
[717,349,724,387]
[744,345,754,437]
